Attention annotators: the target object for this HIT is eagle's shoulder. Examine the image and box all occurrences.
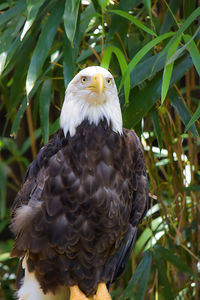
[123,128,143,151]
[123,128,147,176]
[28,129,65,178]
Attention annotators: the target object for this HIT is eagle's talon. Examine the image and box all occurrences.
[94,283,112,300]
[70,285,91,300]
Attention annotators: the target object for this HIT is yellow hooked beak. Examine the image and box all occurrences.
[85,73,105,95]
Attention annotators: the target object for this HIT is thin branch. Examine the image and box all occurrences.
[88,44,101,63]
[115,31,129,61]
[50,62,63,68]
[26,96,37,159]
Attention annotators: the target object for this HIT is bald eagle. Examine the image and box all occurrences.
[11,66,148,300]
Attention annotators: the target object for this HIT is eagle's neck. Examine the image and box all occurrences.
[60,95,123,137]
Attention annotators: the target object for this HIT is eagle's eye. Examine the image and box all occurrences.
[107,78,112,85]
[81,76,88,84]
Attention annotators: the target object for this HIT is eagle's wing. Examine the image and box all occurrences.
[110,129,148,283]
[10,129,64,217]
[127,129,149,226]
[10,130,65,259]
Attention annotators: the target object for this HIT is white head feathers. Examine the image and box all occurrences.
[60,66,123,137]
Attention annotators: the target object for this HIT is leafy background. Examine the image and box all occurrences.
[0,0,200,299]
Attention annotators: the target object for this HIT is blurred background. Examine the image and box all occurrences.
[0,0,199,299]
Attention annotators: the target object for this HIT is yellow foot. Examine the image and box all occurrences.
[70,285,91,300]
[94,283,112,300]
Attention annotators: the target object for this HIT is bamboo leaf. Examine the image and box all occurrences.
[185,104,200,133]
[166,27,200,66]
[0,28,13,75]
[10,63,51,136]
[20,0,45,40]
[1,15,28,76]
[9,33,37,110]
[169,89,198,137]
[143,0,151,15]
[183,34,200,76]
[11,98,27,136]
[101,46,130,104]
[63,0,81,46]
[135,251,152,300]
[134,228,153,256]
[26,0,65,95]
[161,35,181,103]
[120,32,175,91]
[0,4,9,10]
[153,249,174,300]
[0,0,26,27]
[120,250,152,299]
[155,245,198,278]
[123,54,193,128]
[109,10,157,37]
[0,138,20,156]
[129,52,168,89]
[157,6,200,64]
[39,79,52,144]
[0,13,25,75]
[63,34,75,88]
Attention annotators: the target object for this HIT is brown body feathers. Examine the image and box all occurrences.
[11,119,148,297]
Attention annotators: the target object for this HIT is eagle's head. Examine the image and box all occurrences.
[60,66,122,136]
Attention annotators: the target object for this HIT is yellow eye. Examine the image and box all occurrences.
[81,76,88,84]
[107,78,112,85]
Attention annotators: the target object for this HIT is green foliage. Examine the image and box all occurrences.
[0,0,200,299]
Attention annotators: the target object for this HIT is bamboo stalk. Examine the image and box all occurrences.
[26,98,37,159]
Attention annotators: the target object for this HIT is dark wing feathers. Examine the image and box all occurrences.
[11,129,65,216]
[126,129,148,225]
[110,129,148,282]
[107,225,138,287]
